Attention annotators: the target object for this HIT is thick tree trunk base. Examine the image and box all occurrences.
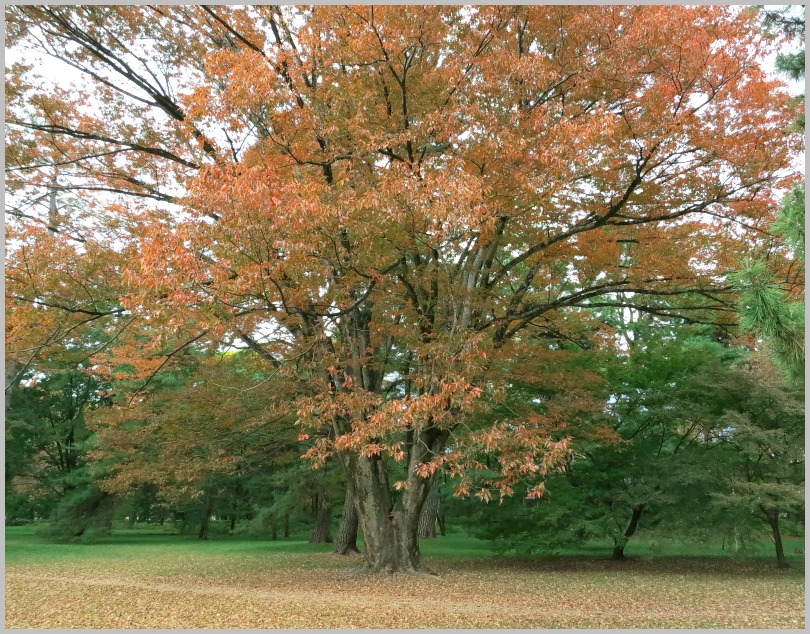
[341,445,449,578]
[334,489,360,555]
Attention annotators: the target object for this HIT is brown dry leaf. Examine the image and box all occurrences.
[5,553,805,629]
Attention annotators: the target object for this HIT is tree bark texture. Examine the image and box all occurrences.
[335,488,361,554]
[310,490,332,543]
[612,505,644,560]
[339,427,449,574]
[418,478,440,539]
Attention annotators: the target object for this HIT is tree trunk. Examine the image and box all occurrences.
[340,427,448,574]
[612,505,644,560]
[284,514,290,538]
[70,490,112,539]
[198,515,209,540]
[418,479,440,539]
[765,509,789,569]
[5,358,19,413]
[173,510,186,534]
[198,496,215,540]
[612,537,628,560]
[335,488,361,554]
[230,514,236,531]
[310,491,332,543]
[271,525,278,540]
[348,455,421,573]
[437,509,446,537]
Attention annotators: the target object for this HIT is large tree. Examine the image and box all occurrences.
[5,5,799,573]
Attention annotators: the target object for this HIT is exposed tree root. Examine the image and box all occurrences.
[345,562,439,578]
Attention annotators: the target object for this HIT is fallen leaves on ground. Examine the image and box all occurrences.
[5,553,805,628]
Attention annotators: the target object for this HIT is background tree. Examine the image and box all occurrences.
[733,6,805,379]
[89,350,301,539]
[709,352,804,569]
[470,326,741,558]
[5,367,119,539]
[761,4,805,130]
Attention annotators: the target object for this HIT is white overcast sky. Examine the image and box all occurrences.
[5,5,805,95]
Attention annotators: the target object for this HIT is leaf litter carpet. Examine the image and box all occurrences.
[5,553,805,628]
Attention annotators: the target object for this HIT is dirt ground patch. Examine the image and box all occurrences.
[5,555,805,628]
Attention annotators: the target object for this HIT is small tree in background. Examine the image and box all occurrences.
[710,352,804,569]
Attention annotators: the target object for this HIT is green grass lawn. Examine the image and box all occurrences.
[5,525,805,628]
[6,523,804,571]
[5,524,337,575]
[6,522,803,565]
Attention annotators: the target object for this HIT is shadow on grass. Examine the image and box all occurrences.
[431,552,805,578]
